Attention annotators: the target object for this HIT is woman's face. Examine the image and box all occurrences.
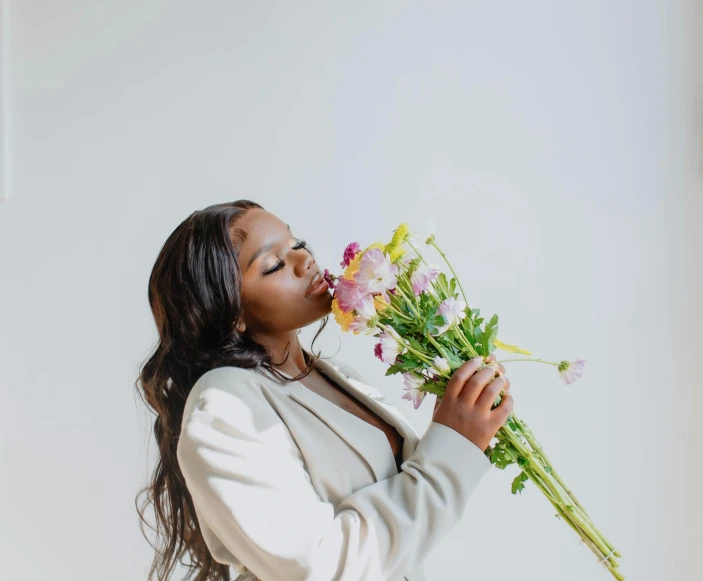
[232,209,333,335]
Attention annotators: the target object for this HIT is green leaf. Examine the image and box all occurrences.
[424,314,446,335]
[436,273,449,295]
[511,471,530,495]
[407,336,424,353]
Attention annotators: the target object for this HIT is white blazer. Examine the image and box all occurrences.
[176,353,493,581]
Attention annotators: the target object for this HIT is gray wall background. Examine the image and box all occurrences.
[0,1,701,580]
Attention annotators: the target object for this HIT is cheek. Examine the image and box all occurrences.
[243,279,299,322]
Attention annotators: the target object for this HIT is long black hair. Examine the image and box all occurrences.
[134,200,328,580]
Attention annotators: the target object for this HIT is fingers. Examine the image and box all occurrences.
[485,353,506,376]
[492,390,514,422]
[474,374,508,410]
[460,364,503,406]
[444,356,485,399]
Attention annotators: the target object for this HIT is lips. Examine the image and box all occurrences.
[306,271,327,297]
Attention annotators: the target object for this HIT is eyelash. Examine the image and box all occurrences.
[263,239,310,275]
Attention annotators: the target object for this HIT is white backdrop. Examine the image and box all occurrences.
[0,1,701,580]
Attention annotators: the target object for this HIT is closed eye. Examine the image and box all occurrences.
[263,240,311,275]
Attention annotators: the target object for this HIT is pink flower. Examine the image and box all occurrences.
[334,277,372,314]
[374,331,402,364]
[558,358,586,384]
[410,263,440,296]
[340,242,361,268]
[401,372,428,409]
[431,296,467,336]
[353,247,399,303]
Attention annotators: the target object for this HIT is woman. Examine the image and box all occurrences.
[135,200,513,581]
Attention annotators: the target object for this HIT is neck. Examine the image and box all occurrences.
[252,332,309,376]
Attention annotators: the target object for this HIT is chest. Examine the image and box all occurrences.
[299,370,405,458]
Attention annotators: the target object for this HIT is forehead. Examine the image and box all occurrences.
[235,209,284,244]
[231,209,291,268]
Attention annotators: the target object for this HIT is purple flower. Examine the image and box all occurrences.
[409,263,440,296]
[558,358,586,384]
[323,268,336,290]
[340,242,361,268]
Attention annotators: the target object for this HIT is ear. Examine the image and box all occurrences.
[233,313,247,334]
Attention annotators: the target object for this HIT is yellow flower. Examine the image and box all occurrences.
[384,223,410,263]
[362,241,385,254]
[493,338,532,355]
[331,298,354,332]
[343,252,362,279]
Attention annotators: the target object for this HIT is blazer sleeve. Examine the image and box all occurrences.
[177,369,492,581]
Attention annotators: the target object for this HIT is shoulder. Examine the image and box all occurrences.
[181,366,277,432]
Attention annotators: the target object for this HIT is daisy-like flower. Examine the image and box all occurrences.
[558,358,586,384]
[374,331,403,364]
[401,372,428,410]
[349,316,377,335]
[334,277,371,314]
[432,296,468,336]
[410,262,440,296]
[340,242,361,268]
[353,247,399,303]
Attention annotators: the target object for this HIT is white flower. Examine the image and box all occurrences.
[558,358,586,384]
[407,216,437,247]
[374,331,403,363]
[401,372,428,410]
[354,247,399,304]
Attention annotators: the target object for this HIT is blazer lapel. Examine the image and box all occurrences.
[315,358,421,455]
[285,357,421,482]
[288,383,391,481]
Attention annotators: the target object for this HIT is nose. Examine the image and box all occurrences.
[297,253,315,277]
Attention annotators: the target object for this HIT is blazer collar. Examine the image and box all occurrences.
[281,356,420,482]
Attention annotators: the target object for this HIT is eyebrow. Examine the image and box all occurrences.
[247,224,291,268]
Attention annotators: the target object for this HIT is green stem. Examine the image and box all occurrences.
[378,323,434,366]
[384,302,413,322]
[494,357,560,366]
[499,426,619,567]
[511,412,621,557]
[428,240,471,310]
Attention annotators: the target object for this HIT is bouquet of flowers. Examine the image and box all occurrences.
[322,222,624,579]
